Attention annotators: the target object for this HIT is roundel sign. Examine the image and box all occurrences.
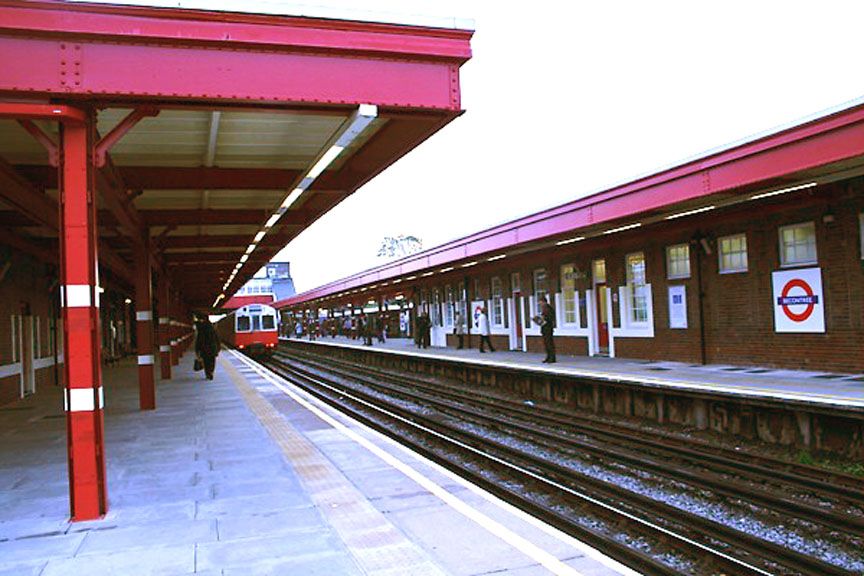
[771,268,825,333]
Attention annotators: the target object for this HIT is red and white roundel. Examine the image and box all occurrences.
[772,268,825,333]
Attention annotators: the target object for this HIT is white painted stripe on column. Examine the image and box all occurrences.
[64,285,92,308]
[65,387,104,412]
[159,317,169,324]
[137,355,154,365]
[136,310,153,321]
[159,345,170,352]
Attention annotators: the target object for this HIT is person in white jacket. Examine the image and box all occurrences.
[476,306,495,353]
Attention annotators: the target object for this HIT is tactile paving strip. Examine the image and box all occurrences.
[220,356,448,576]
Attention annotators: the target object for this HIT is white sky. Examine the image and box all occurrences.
[268,1,864,293]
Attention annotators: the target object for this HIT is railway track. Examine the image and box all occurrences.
[266,349,863,576]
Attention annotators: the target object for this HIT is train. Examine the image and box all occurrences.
[215,303,279,357]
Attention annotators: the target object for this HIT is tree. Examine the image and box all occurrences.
[377,235,423,259]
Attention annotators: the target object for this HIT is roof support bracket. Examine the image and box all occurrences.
[95,107,159,167]
[17,120,60,167]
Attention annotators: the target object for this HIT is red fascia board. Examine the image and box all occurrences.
[0,3,472,62]
[276,101,864,309]
[0,34,462,110]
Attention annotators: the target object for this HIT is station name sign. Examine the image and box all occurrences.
[771,267,825,333]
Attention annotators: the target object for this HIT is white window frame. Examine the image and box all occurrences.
[665,243,690,279]
[779,221,817,267]
[431,289,441,326]
[718,233,749,274]
[560,263,578,325]
[592,259,606,284]
[490,277,505,327]
[625,252,648,324]
[444,285,454,328]
[510,272,521,294]
[532,268,548,316]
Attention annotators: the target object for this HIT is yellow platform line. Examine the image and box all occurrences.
[219,355,448,576]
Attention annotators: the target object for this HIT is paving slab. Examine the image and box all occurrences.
[75,518,217,555]
[195,531,343,570]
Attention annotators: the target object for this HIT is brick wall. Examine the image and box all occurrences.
[447,179,863,373]
[0,250,59,406]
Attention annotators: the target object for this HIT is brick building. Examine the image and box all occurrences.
[278,99,864,374]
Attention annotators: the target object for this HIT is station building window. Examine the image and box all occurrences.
[560,264,577,325]
[592,259,606,284]
[445,285,454,327]
[490,277,504,326]
[510,272,521,294]
[625,252,648,324]
[718,233,748,273]
[779,221,817,267]
[431,289,441,326]
[533,268,548,316]
[666,243,690,279]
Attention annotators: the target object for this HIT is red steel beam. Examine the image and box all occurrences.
[14,164,304,191]
[0,4,469,110]
[0,155,58,229]
[0,2,472,62]
[143,209,311,226]
[94,107,159,167]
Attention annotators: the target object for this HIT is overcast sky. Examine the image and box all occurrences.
[269,1,864,293]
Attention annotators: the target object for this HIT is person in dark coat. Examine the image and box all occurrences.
[540,297,556,363]
[419,311,431,349]
[194,314,220,380]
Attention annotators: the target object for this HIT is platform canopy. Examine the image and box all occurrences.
[0,0,473,309]
[276,96,864,310]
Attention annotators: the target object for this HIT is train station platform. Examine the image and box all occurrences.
[0,350,636,576]
[282,336,864,411]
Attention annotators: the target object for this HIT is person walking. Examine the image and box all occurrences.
[540,297,556,363]
[454,309,466,349]
[476,306,494,353]
[194,314,220,380]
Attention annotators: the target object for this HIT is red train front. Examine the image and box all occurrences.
[216,304,279,357]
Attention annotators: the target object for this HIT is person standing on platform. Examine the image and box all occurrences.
[365,314,375,346]
[476,306,494,353]
[422,311,432,349]
[454,310,466,349]
[540,297,556,363]
[194,314,220,381]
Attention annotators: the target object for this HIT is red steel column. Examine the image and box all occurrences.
[135,238,156,410]
[158,276,171,380]
[60,113,108,521]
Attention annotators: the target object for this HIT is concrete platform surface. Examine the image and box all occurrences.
[283,336,864,409]
[0,350,636,576]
